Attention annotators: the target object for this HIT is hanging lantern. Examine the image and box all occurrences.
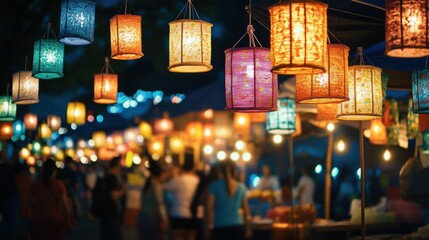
[59,0,96,45]
[32,140,42,155]
[110,13,143,60]
[202,123,215,143]
[316,103,339,123]
[168,0,212,73]
[337,48,383,121]
[13,120,25,137]
[47,115,61,132]
[0,122,13,140]
[153,112,174,135]
[269,0,328,75]
[110,131,124,146]
[296,44,349,104]
[67,101,86,125]
[386,0,429,57]
[0,96,16,121]
[42,145,51,157]
[12,70,39,104]
[233,113,251,135]
[94,57,118,104]
[124,127,139,143]
[412,67,429,113]
[169,133,185,154]
[369,119,387,145]
[92,131,106,148]
[148,135,165,155]
[387,99,400,145]
[33,24,64,79]
[249,112,266,123]
[138,121,152,139]
[423,130,429,153]
[19,147,31,160]
[266,98,296,134]
[24,114,38,131]
[407,98,419,138]
[39,123,52,140]
[186,122,203,143]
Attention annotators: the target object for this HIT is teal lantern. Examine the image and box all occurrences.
[59,0,96,45]
[266,97,296,134]
[13,120,25,137]
[423,130,429,154]
[0,96,16,122]
[412,68,429,113]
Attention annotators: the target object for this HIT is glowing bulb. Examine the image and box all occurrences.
[242,152,251,162]
[203,144,213,155]
[235,140,245,151]
[230,152,240,161]
[327,123,335,132]
[337,139,345,152]
[238,116,246,125]
[273,134,283,144]
[383,149,391,161]
[217,151,226,161]
[315,164,322,174]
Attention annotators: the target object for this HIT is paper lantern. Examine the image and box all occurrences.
[266,98,296,135]
[0,96,16,121]
[42,145,51,157]
[249,112,266,123]
[412,67,429,113]
[124,128,139,143]
[39,123,52,140]
[13,120,25,137]
[169,133,185,154]
[94,57,118,104]
[202,123,215,142]
[92,131,106,148]
[47,115,61,132]
[407,99,419,138]
[59,0,96,45]
[296,44,349,104]
[32,39,64,79]
[423,131,429,153]
[153,112,173,135]
[0,122,13,140]
[67,102,86,125]
[138,121,152,139]
[316,103,339,123]
[24,114,38,131]
[12,71,39,104]
[148,135,164,155]
[386,0,429,57]
[369,119,387,145]
[186,122,203,143]
[387,99,400,145]
[225,47,278,111]
[233,113,251,135]
[110,14,143,60]
[269,0,328,75]
[19,147,31,160]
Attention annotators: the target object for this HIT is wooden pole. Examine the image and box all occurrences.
[324,131,334,220]
[359,121,366,240]
[288,135,295,238]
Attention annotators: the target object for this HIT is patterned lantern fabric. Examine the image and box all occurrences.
[12,71,39,104]
[0,96,17,122]
[412,68,429,113]
[266,98,296,134]
[110,14,143,60]
[296,44,349,104]
[67,102,86,125]
[59,0,96,45]
[316,103,338,123]
[407,98,419,138]
[225,47,278,112]
[337,65,383,121]
[269,0,327,75]
[386,0,429,57]
[387,99,399,145]
[169,20,212,73]
[94,73,118,104]
[32,39,64,79]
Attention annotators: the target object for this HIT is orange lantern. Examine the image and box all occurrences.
[316,103,339,123]
[19,147,31,160]
[369,118,387,145]
[186,122,203,143]
[169,133,185,154]
[0,122,13,140]
[154,112,174,135]
[67,102,86,125]
[202,123,215,143]
[24,114,38,131]
[138,121,152,139]
[233,113,251,135]
[47,115,61,131]
[38,123,52,140]
[92,131,107,148]
[110,14,143,60]
[148,135,165,155]
[249,112,266,123]
[94,57,118,104]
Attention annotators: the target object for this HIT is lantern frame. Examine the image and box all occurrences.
[266,98,296,135]
[59,0,96,45]
[94,57,118,104]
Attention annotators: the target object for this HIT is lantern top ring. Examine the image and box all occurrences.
[337,114,381,121]
[224,46,269,54]
[271,64,325,75]
[168,19,213,26]
[268,0,328,9]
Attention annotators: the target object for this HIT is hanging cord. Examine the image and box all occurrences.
[232,1,263,48]
[175,0,201,20]
[24,56,29,71]
[425,56,428,68]
[101,57,115,74]
[327,29,342,44]
[41,23,58,40]
[118,0,136,15]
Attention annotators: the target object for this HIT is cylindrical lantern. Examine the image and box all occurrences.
[12,71,39,104]
[407,98,419,138]
[387,99,400,145]
[269,0,328,75]
[153,112,174,135]
[32,39,64,79]
[0,96,16,121]
[266,98,296,134]
[39,123,52,140]
[24,114,38,131]
[92,131,106,148]
[13,120,25,137]
[369,119,387,145]
[42,145,51,157]
[316,103,339,123]
[225,47,278,111]
[186,122,203,143]
[412,68,429,113]
[47,115,61,132]
[386,0,429,57]
[110,14,143,60]
[233,113,251,135]
[169,133,185,154]
[94,57,118,104]
[0,122,13,140]
[138,121,152,139]
[296,44,349,104]
[67,101,86,125]
[19,147,31,160]
[59,0,96,45]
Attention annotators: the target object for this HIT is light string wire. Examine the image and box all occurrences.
[42,23,58,40]
[118,0,137,15]
[175,0,201,20]
[232,0,264,48]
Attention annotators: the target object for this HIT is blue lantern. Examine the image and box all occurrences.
[13,120,25,137]
[412,68,429,113]
[266,97,296,134]
[59,0,96,45]
[32,39,64,79]
[423,130,429,154]
[0,96,17,122]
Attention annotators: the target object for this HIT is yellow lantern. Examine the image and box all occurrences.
[0,122,13,140]
[38,123,52,140]
[67,101,86,125]
[42,145,51,157]
[110,14,143,60]
[233,113,251,135]
[19,147,31,159]
[269,0,328,75]
[148,135,164,155]
[369,118,387,145]
[111,131,124,146]
[169,133,185,154]
[124,127,139,143]
[92,131,107,148]
[202,123,215,143]
[138,121,152,139]
[186,122,203,143]
[47,115,61,132]
[168,1,212,73]
[24,114,38,131]
[94,57,118,104]
[154,112,174,135]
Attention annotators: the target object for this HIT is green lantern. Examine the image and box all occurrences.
[0,96,17,121]
[32,39,64,79]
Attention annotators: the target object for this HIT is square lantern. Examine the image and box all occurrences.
[266,98,296,134]
[316,103,339,123]
[32,39,64,79]
[225,47,278,111]
[386,0,429,58]
[0,96,17,122]
[412,67,429,113]
[94,57,118,104]
[67,101,86,125]
[59,0,96,45]
[296,44,349,104]
[110,14,143,60]
[0,122,13,140]
[12,71,39,104]
[269,0,328,75]
[24,114,38,131]
[47,115,61,132]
